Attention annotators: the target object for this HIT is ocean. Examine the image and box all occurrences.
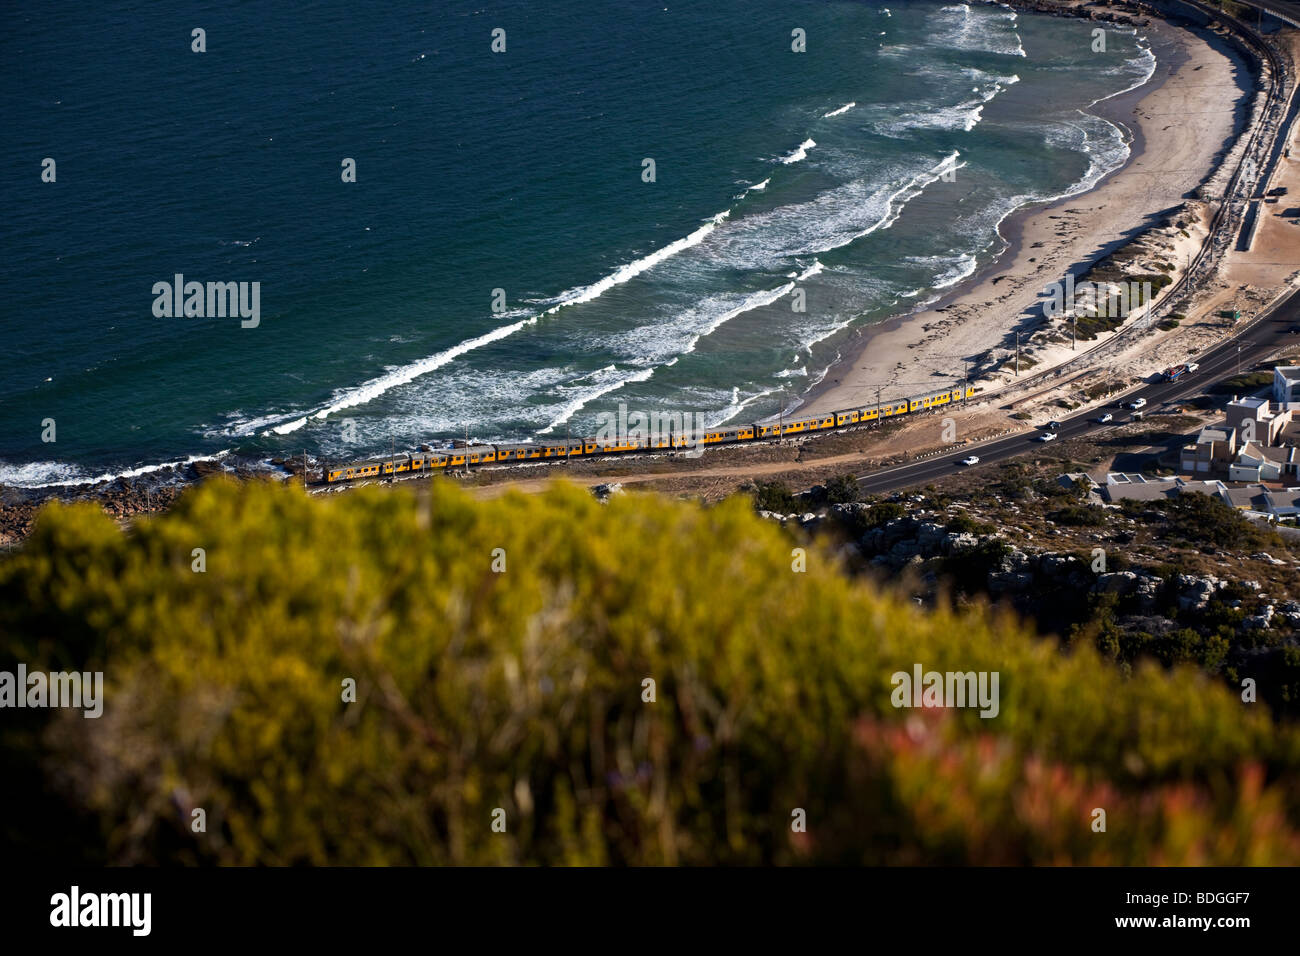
[0,0,1157,488]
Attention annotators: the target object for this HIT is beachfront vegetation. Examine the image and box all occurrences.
[2,478,1299,865]
[821,473,863,505]
[1214,370,1274,393]
[750,479,797,513]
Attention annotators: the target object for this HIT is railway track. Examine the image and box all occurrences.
[315,1,1298,492]
[997,0,1293,397]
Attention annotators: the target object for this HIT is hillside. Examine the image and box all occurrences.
[2,478,1298,865]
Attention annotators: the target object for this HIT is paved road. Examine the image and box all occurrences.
[1247,0,1300,29]
[855,290,1300,494]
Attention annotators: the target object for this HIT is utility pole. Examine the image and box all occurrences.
[1237,343,1243,376]
[303,449,308,490]
[1015,331,1020,376]
[465,424,471,474]
[779,387,787,437]
[566,421,571,463]
[390,438,395,484]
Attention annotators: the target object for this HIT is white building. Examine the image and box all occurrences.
[1275,365,1300,411]
[1228,442,1296,482]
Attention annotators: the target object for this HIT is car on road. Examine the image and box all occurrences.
[1097,413,1113,423]
[1046,420,1062,431]
[1127,397,1147,410]
[1039,432,1057,442]
[960,455,980,466]
[1186,362,1199,373]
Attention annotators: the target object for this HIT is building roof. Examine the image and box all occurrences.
[1229,396,1269,411]
[1221,485,1273,510]
[1198,427,1232,444]
[1238,441,1298,463]
[1103,479,1181,502]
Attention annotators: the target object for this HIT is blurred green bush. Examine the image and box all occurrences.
[1,478,1297,865]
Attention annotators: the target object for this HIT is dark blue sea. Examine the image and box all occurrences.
[0,0,1156,486]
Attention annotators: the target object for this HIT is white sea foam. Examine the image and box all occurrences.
[796,259,825,281]
[748,178,771,191]
[537,212,728,316]
[711,150,961,268]
[823,102,856,118]
[241,315,542,437]
[870,74,1018,137]
[779,138,817,164]
[913,252,980,290]
[588,278,800,377]
[0,451,232,490]
[215,209,734,437]
[537,364,657,434]
[933,2,1026,58]
[0,460,88,488]
[1091,42,1157,105]
[678,282,798,355]
[878,44,914,59]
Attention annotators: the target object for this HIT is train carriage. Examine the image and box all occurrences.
[323,379,983,483]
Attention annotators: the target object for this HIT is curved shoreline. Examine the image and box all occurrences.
[796,2,1256,418]
[0,1,1264,511]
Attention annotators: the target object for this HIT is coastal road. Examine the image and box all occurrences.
[1244,1,1300,30]
[854,290,1300,495]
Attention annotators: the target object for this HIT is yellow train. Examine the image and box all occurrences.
[323,384,976,483]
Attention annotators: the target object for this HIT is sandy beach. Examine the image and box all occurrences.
[799,3,1255,418]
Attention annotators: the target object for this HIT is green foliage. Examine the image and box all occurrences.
[822,474,862,505]
[1153,492,1283,550]
[939,538,1013,595]
[864,501,905,527]
[1213,371,1273,394]
[2,479,1299,866]
[1120,629,1230,672]
[944,512,995,537]
[832,500,907,541]
[1048,504,1108,527]
[1084,380,1122,401]
[752,480,796,513]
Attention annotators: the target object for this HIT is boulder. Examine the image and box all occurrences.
[1094,571,1139,595]
[1134,575,1162,611]
[945,532,979,554]
[988,570,1034,595]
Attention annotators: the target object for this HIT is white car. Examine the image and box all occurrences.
[1186,362,1199,373]
[1039,432,1057,442]
[960,455,980,466]
[1128,397,1147,410]
[1097,413,1113,423]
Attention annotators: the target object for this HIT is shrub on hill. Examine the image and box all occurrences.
[751,480,796,513]
[822,473,862,505]
[1,479,1298,865]
[1153,492,1283,551]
